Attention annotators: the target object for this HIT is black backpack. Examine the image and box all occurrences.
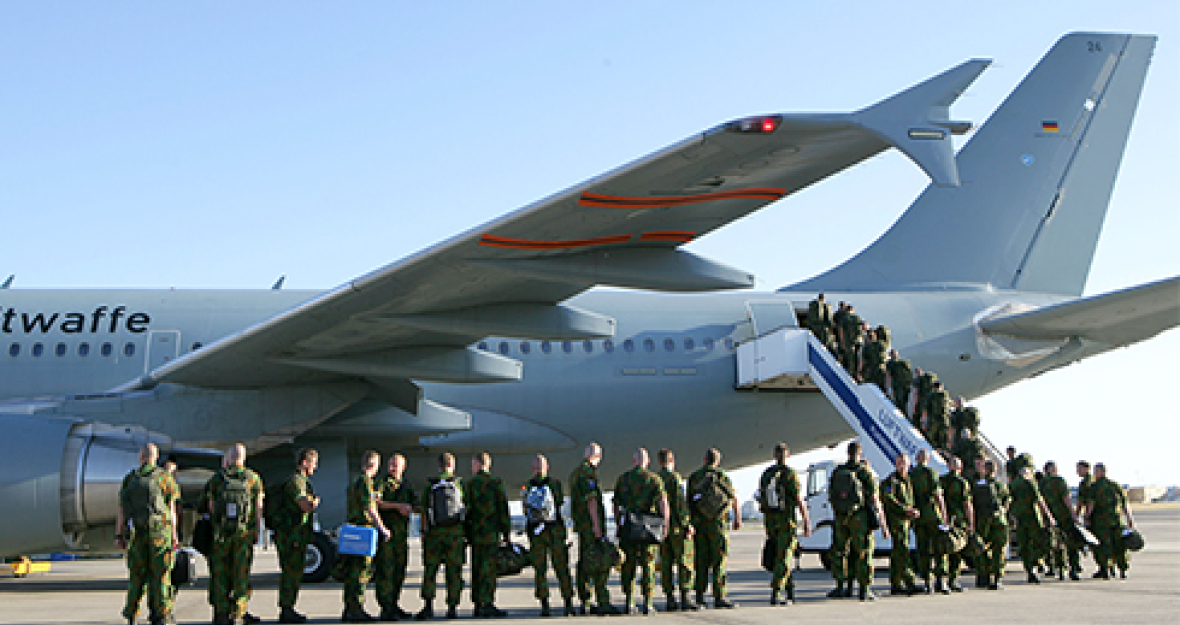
[759,468,791,513]
[828,465,864,515]
[428,478,465,527]
[213,469,253,532]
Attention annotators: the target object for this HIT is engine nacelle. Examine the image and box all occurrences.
[0,414,170,557]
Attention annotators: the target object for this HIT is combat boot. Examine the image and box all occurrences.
[934,577,950,594]
[539,598,551,617]
[713,597,736,609]
[975,572,987,588]
[563,598,576,617]
[826,581,845,599]
[1068,569,1080,581]
[413,603,433,621]
[242,614,262,625]
[279,608,309,624]
[1119,568,1129,579]
[859,585,878,602]
[948,579,965,593]
[770,590,781,606]
[695,591,706,608]
[665,594,679,612]
[623,595,635,615]
[445,605,458,619]
[1093,567,1110,579]
[213,613,232,625]
[784,584,796,606]
[638,597,655,615]
[596,603,623,616]
[1026,571,1041,584]
[679,590,699,611]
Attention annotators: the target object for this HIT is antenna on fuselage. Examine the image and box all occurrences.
[271,276,285,290]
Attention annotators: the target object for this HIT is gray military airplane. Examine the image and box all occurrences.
[1,33,1175,576]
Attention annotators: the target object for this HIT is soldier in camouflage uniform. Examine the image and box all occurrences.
[342,450,390,622]
[910,369,937,426]
[860,329,889,390]
[656,449,698,612]
[806,293,833,347]
[1075,461,1095,573]
[971,458,1009,590]
[570,443,621,615]
[464,452,511,618]
[1038,461,1076,580]
[272,448,321,624]
[879,452,919,596]
[951,397,980,444]
[117,443,180,625]
[375,453,417,621]
[1086,463,1135,579]
[613,448,669,615]
[940,457,974,592]
[838,305,865,379]
[688,448,741,609]
[758,443,810,606]
[910,449,949,593]
[922,381,953,451]
[1005,447,1034,484]
[417,452,466,620]
[203,443,265,625]
[832,301,849,360]
[826,441,887,602]
[523,454,576,617]
[885,349,913,413]
[1009,466,1056,584]
[954,430,986,481]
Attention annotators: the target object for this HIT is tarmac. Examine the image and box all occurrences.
[2,506,1177,625]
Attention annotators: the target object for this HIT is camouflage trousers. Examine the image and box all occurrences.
[863,365,887,390]
[891,381,912,413]
[273,526,309,609]
[840,343,862,378]
[811,325,831,346]
[974,515,1008,580]
[1058,521,1084,572]
[693,521,729,599]
[945,520,969,584]
[830,509,874,586]
[914,517,947,579]
[886,520,916,588]
[575,532,611,607]
[1013,517,1047,573]
[123,530,175,620]
[374,536,409,610]
[528,525,573,600]
[421,528,465,607]
[765,515,797,592]
[659,530,694,595]
[340,554,373,611]
[1093,524,1129,571]
[209,530,255,617]
[470,542,499,607]
[620,540,658,600]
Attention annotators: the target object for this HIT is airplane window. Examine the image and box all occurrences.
[562,341,573,354]
[541,341,551,354]
[603,339,614,353]
[124,343,136,357]
[623,339,634,353]
[32,343,44,357]
[643,338,655,352]
[100,342,113,357]
[191,342,203,351]
[78,343,90,357]
[723,338,735,351]
[583,340,594,353]
[478,342,488,351]
[8,343,18,357]
[703,337,715,351]
[664,338,675,352]
[684,338,695,351]
[55,343,67,357]
[520,341,531,355]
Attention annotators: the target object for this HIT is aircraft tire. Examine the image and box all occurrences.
[303,531,336,583]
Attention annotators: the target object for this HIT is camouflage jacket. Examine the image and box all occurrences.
[886,357,912,385]
[1076,474,1095,509]
[758,463,801,519]
[842,313,864,344]
[569,460,605,535]
[656,468,690,530]
[464,469,510,545]
[419,472,464,536]
[347,473,377,526]
[613,467,665,516]
[273,470,315,533]
[925,390,950,421]
[1039,474,1072,525]
[1088,476,1127,528]
[862,339,888,368]
[203,465,264,537]
[879,470,913,522]
[119,463,179,538]
[910,463,943,520]
[687,466,736,526]
[1009,474,1046,527]
[940,471,971,527]
[807,299,832,328]
[378,475,418,542]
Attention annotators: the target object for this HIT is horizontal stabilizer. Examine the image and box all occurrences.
[980,276,1180,346]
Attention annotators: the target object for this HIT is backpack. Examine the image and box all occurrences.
[523,483,557,524]
[428,478,465,527]
[758,467,791,513]
[121,467,169,530]
[828,464,864,515]
[213,469,253,532]
[691,470,731,519]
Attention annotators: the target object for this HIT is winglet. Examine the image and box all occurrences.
[0,275,12,289]
[855,59,991,187]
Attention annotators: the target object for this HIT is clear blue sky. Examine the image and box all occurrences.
[1,2,1176,490]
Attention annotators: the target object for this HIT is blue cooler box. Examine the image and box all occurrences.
[338,524,378,557]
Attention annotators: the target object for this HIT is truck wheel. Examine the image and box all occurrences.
[303,532,336,583]
[819,551,832,571]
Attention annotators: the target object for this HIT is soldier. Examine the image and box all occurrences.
[523,454,576,617]
[342,450,390,622]
[1039,461,1079,581]
[839,305,865,378]
[1009,466,1056,584]
[940,457,974,592]
[1075,460,1094,517]
[885,349,913,413]
[833,301,850,360]
[807,293,833,346]
[375,453,417,621]
[910,449,949,593]
[203,443,265,625]
[875,324,891,350]
[910,369,937,425]
[417,453,465,620]
[570,443,621,615]
[860,329,888,389]
[465,452,511,618]
[971,458,1009,590]
[951,397,980,444]
[922,381,953,451]
[758,443,810,605]
[272,448,321,624]
[879,452,920,596]
[826,441,887,601]
[688,448,740,609]
[1005,447,1034,483]
[613,448,669,615]
[117,443,180,625]
[953,430,986,481]
[655,449,698,612]
[1086,463,1135,579]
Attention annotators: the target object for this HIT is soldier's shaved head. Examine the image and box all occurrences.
[633,448,650,469]
[139,442,159,465]
[1094,463,1107,478]
[388,453,405,478]
[895,452,910,474]
[773,443,789,463]
[1044,461,1057,475]
[847,440,862,461]
[915,448,929,464]
[533,453,548,475]
[947,456,962,472]
[704,447,721,467]
[226,442,247,466]
[439,452,456,471]
[585,442,602,466]
[657,448,674,467]
[472,452,491,473]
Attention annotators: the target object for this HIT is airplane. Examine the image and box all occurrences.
[1,33,1175,581]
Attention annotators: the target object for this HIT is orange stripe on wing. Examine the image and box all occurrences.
[639,230,697,243]
[478,233,633,250]
[579,188,786,209]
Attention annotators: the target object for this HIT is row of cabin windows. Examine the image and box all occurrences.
[478,337,736,356]
[9,341,137,358]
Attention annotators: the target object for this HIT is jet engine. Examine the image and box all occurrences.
[0,413,170,557]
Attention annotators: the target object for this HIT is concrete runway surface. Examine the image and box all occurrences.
[2,506,1177,625]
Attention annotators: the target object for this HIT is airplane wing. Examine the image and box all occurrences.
[114,59,989,393]
[980,275,1180,346]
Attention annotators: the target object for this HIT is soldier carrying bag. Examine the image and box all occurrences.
[691,471,732,519]
[494,542,532,577]
[428,478,465,528]
[618,509,664,545]
[121,467,169,531]
[828,465,864,515]
[212,470,253,534]
[581,538,622,574]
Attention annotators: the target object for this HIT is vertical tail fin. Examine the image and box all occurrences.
[787,33,1156,296]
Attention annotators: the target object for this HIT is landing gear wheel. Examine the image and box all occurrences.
[303,531,336,583]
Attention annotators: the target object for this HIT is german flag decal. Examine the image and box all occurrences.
[639,230,697,243]
[579,188,786,209]
[478,233,632,250]
[1041,121,1060,133]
